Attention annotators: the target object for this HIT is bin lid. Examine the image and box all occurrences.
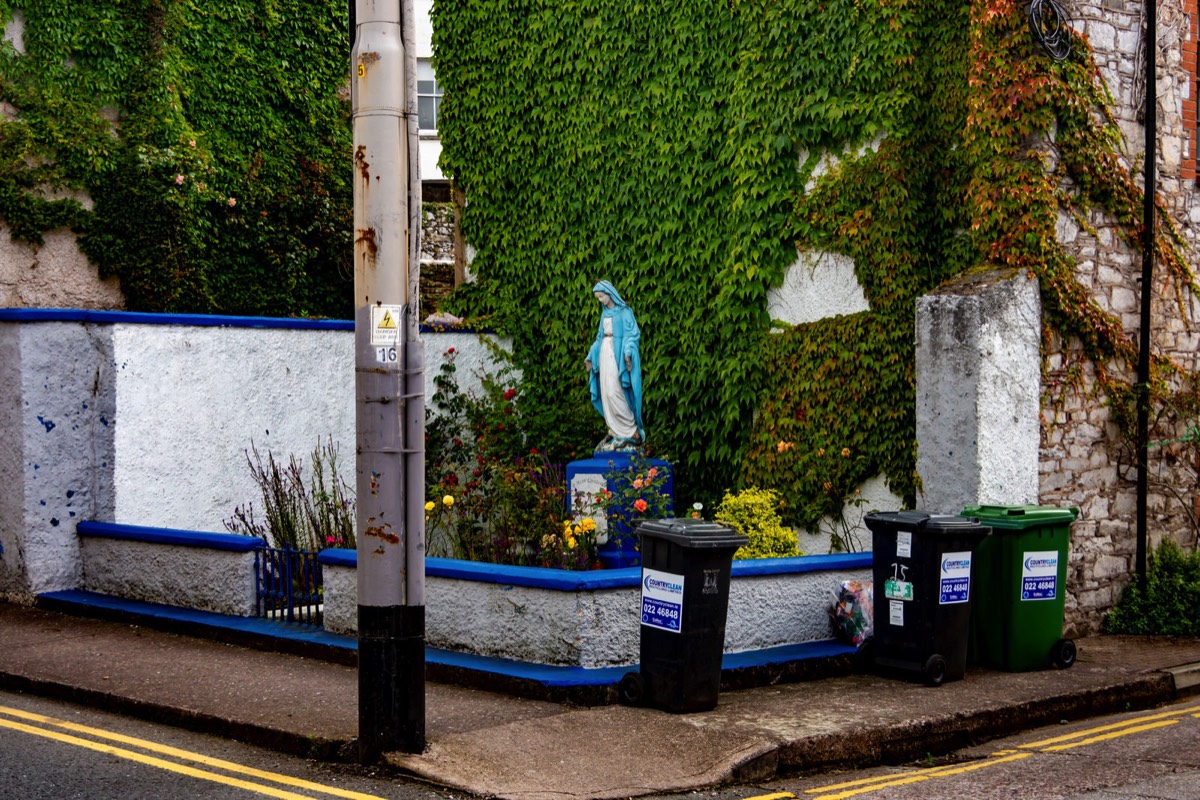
[961,504,1079,530]
[864,510,990,536]
[638,518,749,549]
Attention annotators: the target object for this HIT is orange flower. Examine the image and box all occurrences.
[647,467,658,478]
[841,447,851,457]
[633,498,648,513]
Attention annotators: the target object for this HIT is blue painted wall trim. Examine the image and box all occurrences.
[0,308,488,334]
[731,551,872,576]
[318,548,357,568]
[38,589,855,688]
[317,548,872,589]
[77,521,264,552]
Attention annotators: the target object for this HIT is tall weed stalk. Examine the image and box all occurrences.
[226,438,356,551]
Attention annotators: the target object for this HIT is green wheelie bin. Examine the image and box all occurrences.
[964,504,1079,671]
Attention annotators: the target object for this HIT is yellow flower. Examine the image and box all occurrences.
[424,501,435,512]
[579,517,596,532]
[442,495,454,507]
[817,447,825,457]
[566,535,577,549]
[841,447,851,457]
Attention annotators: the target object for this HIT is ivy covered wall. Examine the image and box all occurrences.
[0,0,354,318]
[433,0,1198,525]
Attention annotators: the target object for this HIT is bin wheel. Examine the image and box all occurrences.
[923,654,947,687]
[618,671,644,706]
[1052,638,1077,669]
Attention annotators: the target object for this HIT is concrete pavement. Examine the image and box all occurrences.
[2,602,1200,800]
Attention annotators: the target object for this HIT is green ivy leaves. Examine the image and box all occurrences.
[0,0,353,317]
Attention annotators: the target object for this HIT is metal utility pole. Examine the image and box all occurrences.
[351,0,425,761]
[1135,0,1156,583]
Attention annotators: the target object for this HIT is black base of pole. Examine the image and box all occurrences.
[358,604,425,762]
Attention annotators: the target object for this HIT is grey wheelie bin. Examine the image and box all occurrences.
[864,511,990,686]
[619,518,748,712]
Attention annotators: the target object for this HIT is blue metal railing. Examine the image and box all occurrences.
[255,547,322,625]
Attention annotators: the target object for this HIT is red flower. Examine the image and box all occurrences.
[447,347,456,355]
[504,388,517,401]
[634,499,648,513]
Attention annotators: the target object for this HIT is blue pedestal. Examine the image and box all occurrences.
[565,452,674,568]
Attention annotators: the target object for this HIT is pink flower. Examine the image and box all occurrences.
[188,140,196,147]
[175,174,185,185]
[326,536,336,545]
[632,478,644,490]
[227,197,237,207]
[647,467,658,478]
[633,499,648,513]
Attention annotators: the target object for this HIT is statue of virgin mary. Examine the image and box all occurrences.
[584,280,644,451]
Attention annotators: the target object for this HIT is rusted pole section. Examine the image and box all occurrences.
[352,0,425,761]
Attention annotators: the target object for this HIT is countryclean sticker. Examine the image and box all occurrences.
[1021,550,1059,600]
[939,551,972,604]
[641,568,684,633]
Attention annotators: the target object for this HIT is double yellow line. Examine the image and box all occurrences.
[0,704,389,800]
[745,702,1200,800]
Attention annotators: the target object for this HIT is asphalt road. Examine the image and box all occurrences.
[708,696,1200,800]
[5,685,1200,800]
[0,690,452,800]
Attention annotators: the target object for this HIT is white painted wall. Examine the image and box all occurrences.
[0,313,506,600]
[767,250,869,327]
[324,562,870,668]
[81,538,258,617]
[108,325,501,532]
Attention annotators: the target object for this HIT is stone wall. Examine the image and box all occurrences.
[1,205,453,313]
[1044,1,1200,635]
[0,224,125,311]
[420,202,456,265]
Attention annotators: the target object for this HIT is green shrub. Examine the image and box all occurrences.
[1104,539,1200,636]
[715,488,802,560]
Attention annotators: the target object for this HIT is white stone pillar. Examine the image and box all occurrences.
[915,270,1042,514]
[0,320,115,599]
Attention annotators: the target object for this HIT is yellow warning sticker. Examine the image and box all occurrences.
[371,305,402,345]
